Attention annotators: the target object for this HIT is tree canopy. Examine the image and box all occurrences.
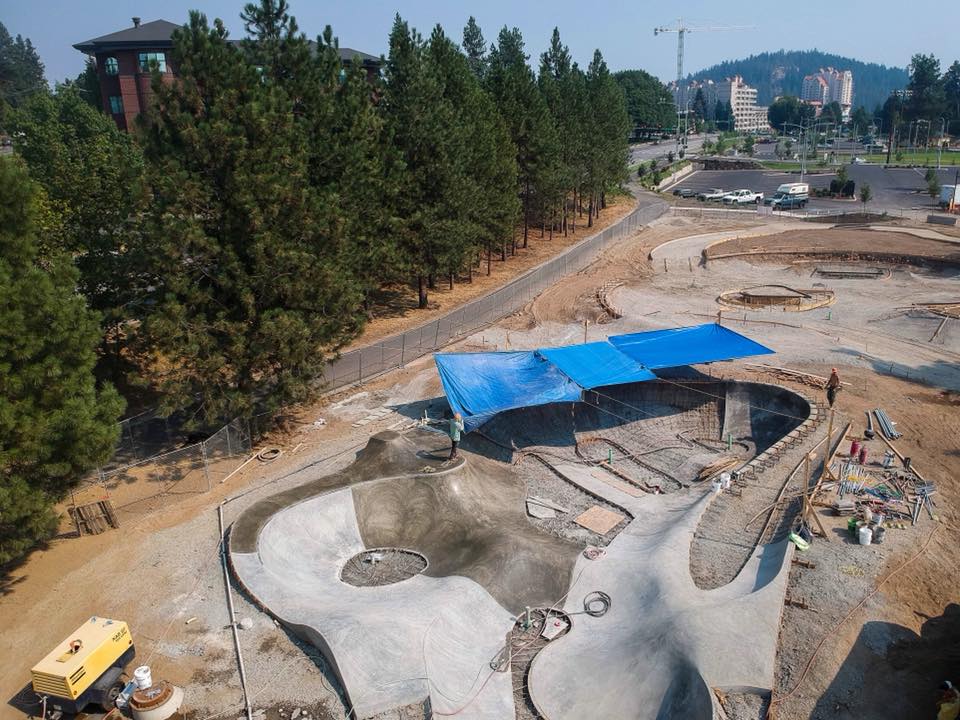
[0,159,123,563]
[0,21,46,107]
[613,69,675,129]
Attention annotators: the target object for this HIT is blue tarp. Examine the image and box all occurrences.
[435,323,774,432]
[609,323,774,370]
[434,351,583,431]
[537,342,656,389]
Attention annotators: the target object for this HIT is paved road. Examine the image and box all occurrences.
[666,165,959,216]
[629,133,717,166]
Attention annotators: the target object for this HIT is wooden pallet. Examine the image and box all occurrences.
[68,500,120,535]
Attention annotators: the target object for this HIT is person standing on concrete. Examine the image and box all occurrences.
[826,368,841,407]
[448,412,464,460]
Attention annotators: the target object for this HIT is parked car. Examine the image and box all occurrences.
[672,187,696,198]
[722,189,764,205]
[697,188,727,202]
[769,194,808,210]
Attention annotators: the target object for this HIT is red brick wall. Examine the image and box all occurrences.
[95,48,175,131]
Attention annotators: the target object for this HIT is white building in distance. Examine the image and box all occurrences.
[717,76,769,132]
[801,68,854,116]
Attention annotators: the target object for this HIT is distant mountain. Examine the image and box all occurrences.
[687,50,909,111]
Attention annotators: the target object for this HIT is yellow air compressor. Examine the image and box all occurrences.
[30,617,136,714]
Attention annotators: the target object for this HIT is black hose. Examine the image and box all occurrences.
[583,590,612,617]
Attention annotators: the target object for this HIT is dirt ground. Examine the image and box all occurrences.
[3,215,960,720]
[706,227,960,263]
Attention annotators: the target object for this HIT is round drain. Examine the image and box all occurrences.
[340,548,428,587]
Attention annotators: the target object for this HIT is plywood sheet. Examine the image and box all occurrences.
[574,505,626,535]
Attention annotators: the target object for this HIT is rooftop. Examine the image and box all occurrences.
[74,18,380,65]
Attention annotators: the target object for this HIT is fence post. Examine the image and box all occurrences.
[227,425,232,457]
[358,351,363,383]
[201,441,211,491]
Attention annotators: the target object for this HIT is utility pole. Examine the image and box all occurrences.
[654,19,752,160]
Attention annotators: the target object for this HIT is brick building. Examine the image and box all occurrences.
[75,17,380,131]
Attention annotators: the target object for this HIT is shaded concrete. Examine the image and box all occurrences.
[528,488,792,720]
[353,465,578,612]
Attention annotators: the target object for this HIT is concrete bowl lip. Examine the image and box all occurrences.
[338,546,430,587]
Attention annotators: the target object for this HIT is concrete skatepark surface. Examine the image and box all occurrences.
[228,382,806,719]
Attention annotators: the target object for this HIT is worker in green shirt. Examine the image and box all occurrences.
[448,412,464,460]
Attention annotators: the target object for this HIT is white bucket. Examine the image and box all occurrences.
[720,472,731,490]
[133,665,153,690]
[858,526,873,546]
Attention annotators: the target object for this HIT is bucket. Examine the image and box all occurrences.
[133,665,152,690]
[720,472,731,490]
[858,526,873,546]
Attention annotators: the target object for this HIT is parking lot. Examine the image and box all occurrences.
[667,164,959,215]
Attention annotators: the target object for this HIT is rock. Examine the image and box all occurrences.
[292,708,302,719]
[238,617,254,630]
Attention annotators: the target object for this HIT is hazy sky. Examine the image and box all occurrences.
[4,0,956,85]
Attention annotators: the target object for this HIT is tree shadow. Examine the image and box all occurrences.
[811,603,960,719]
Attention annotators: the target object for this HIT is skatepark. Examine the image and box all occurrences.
[228,343,826,719]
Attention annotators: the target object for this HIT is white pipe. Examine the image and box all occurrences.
[218,503,254,720]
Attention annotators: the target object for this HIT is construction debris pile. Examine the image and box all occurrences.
[814,407,935,546]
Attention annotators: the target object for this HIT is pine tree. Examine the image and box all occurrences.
[487,26,559,249]
[0,22,46,107]
[0,159,123,564]
[584,49,629,222]
[6,87,146,376]
[138,12,366,422]
[461,17,487,80]
[381,17,473,307]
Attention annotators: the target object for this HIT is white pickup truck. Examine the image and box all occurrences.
[722,189,764,205]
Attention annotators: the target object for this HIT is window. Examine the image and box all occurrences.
[137,52,167,73]
[104,57,119,75]
[109,96,124,115]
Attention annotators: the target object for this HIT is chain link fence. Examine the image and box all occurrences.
[71,417,252,523]
[321,199,669,391]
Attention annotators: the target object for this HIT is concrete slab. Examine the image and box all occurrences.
[528,489,792,720]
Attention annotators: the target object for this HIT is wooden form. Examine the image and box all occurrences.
[68,500,120,535]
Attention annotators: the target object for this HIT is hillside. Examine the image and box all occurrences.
[688,50,909,111]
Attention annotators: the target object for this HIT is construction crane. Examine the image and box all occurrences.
[654,18,753,157]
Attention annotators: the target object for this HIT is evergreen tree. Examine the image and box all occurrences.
[0,159,123,564]
[906,54,945,122]
[943,61,960,134]
[539,28,581,237]
[584,49,629,223]
[60,58,101,109]
[138,12,365,422]
[0,22,46,107]
[487,26,559,249]
[461,16,487,80]
[381,16,468,307]
[429,26,518,276]
[6,87,146,374]
[692,87,708,123]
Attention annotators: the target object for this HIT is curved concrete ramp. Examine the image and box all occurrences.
[229,430,580,718]
[528,489,792,720]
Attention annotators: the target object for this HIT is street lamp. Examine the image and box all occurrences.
[937,117,947,169]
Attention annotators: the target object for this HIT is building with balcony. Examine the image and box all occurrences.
[716,76,769,133]
[801,68,854,117]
